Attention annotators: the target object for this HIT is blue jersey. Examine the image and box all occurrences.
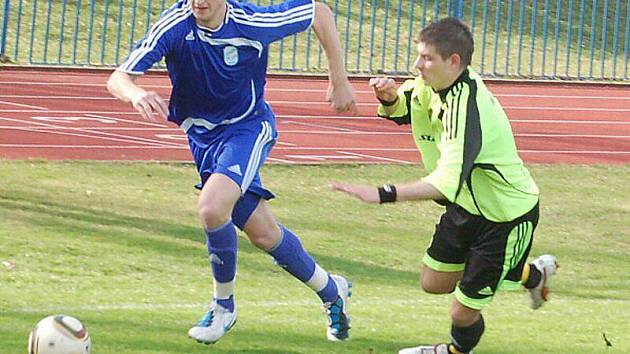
[119,0,315,133]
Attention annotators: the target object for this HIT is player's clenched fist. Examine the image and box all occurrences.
[368,77,398,103]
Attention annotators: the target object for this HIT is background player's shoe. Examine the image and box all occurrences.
[527,254,559,309]
[188,302,237,345]
[323,274,352,341]
[398,343,472,354]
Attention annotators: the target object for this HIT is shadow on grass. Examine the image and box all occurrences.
[1,193,419,287]
[44,313,401,354]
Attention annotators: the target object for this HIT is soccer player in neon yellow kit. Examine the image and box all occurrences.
[333,18,558,354]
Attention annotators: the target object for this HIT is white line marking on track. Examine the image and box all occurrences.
[0,99,48,110]
[1,144,627,156]
[281,131,630,139]
[0,144,189,149]
[519,150,630,154]
[504,106,630,112]
[516,134,630,138]
[268,100,377,106]
[0,95,117,100]
[285,155,362,161]
[496,93,630,100]
[2,110,628,125]
[3,82,630,100]
[0,81,172,88]
[337,151,414,164]
[282,120,359,132]
[280,130,409,134]
[266,157,296,163]
[5,126,626,139]
[275,141,296,146]
[32,116,118,124]
[0,116,183,147]
[155,134,187,141]
[85,114,169,128]
[510,119,630,125]
[273,147,630,154]
[0,126,181,131]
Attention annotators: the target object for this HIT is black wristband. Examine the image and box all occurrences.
[378,96,399,106]
[377,184,397,203]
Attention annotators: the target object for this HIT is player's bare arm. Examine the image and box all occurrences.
[312,2,357,114]
[331,179,445,204]
[368,77,400,115]
[107,70,169,121]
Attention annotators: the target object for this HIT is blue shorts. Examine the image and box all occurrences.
[188,112,277,230]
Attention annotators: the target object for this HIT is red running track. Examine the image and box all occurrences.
[0,67,629,164]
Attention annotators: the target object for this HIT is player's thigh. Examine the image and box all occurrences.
[420,264,463,294]
[242,199,282,250]
[421,204,473,293]
[198,173,242,225]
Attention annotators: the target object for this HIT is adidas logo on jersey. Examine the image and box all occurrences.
[185,30,195,41]
[227,164,242,176]
[478,286,494,296]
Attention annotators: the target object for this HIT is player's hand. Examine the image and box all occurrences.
[368,77,398,103]
[131,91,168,121]
[326,80,358,114]
[331,182,380,204]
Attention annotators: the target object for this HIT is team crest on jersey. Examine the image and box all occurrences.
[223,46,239,66]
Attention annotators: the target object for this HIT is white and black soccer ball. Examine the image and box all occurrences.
[28,315,91,354]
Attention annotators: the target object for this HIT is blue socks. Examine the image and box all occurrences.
[205,222,339,309]
[206,221,237,312]
[268,225,338,303]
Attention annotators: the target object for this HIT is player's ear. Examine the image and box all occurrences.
[449,53,461,69]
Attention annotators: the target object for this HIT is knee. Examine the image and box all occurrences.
[247,224,281,250]
[198,202,232,229]
[419,272,456,294]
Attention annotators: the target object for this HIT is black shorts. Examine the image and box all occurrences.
[423,203,539,309]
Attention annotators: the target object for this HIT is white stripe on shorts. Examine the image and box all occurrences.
[241,121,274,192]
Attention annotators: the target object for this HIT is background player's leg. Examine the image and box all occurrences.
[243,200,352,340]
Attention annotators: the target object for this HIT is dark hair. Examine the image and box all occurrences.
[418,17,474,68]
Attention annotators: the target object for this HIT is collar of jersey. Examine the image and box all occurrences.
[436,68,469,102]
[195,3,229,33]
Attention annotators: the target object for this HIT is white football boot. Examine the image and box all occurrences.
[188,302,237,345]
[322,274,352,341]
[399,343,473,354]
[527,254,559,309]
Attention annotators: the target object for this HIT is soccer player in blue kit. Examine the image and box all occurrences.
[107,0,358,345]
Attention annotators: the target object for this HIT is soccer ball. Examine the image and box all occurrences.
[28,315,91,354]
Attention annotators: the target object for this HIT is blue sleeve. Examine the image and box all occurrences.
[118,1,190,74]
[229,0,315,45]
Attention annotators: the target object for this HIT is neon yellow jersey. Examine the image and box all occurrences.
[377,69,539,222]
[376,77,442,171]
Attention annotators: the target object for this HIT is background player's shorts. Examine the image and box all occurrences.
[422,203,540,310]
[188,112,278,230]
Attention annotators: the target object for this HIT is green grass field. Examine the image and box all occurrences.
[1,161,629,353]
